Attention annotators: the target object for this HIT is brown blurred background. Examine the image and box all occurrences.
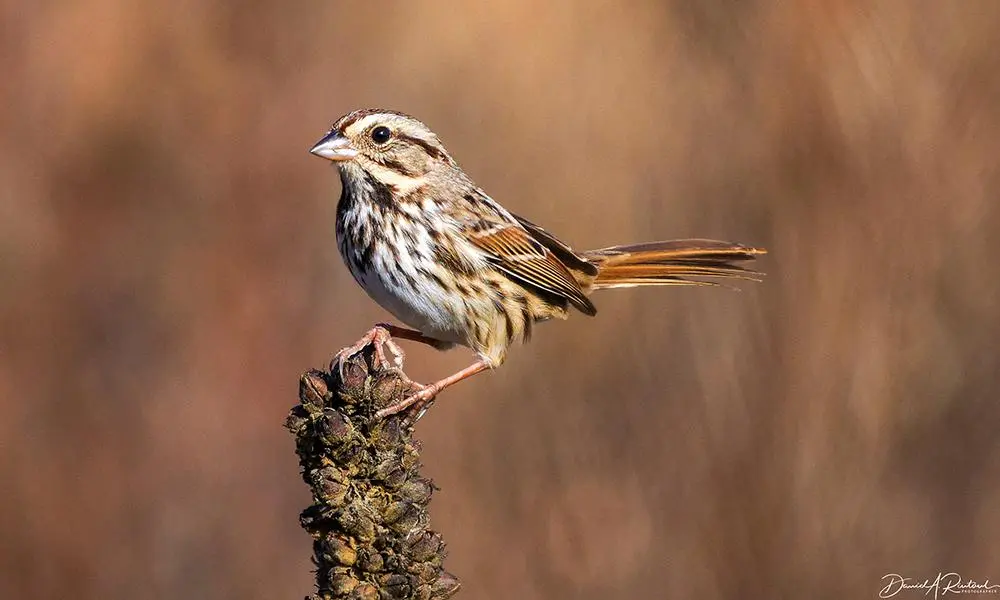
[3,1,1000,598]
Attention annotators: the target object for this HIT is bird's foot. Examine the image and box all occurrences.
[375,359,491,423]
[331,325,405,378]
[376,382,438,422]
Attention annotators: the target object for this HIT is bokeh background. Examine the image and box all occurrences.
[3,1,1000,598]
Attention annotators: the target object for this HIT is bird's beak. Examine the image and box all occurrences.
[309,131,358,162]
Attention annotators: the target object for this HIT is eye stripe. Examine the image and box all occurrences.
[395,133,446,161]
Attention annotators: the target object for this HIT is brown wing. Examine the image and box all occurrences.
[469,224,597,316]
[512,214,599,277]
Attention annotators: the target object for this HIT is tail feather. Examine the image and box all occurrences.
[583,239,766,289]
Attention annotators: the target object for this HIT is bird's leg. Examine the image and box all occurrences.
[376,359,490,421]
[332,323,448,378]
[331,325,406,376]
[373,322,448,350]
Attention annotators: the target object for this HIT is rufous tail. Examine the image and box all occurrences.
[583,239,766,289]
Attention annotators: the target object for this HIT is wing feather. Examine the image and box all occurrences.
[512,214,599,277]
[469,225,597,316]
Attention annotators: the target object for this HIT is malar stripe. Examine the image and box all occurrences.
[362,171,395,208]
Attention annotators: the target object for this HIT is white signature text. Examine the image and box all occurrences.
[880,573,999,599]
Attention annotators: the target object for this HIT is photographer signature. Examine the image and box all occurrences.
[880,573,999,598]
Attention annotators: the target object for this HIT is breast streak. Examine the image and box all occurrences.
[341,207,464,348]
[339,199,524,364]
[370,243,458,340]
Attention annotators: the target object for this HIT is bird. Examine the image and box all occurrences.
[310,108,765,419]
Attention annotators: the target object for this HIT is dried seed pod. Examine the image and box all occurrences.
[431,572,461,599]
[370,370,407,408]
[370,417,405,451]
[372,458,407,487]
[318,408,355,446]
[411,585,433,600]
[290,338,458,599]
[337,506,376,543]
[349,582,379,600]
[382,501,410,525]
[335,353,370,392]
[322,534,358,566]
[285,406,311,435]
[300,370,331,411]
[407,531,444,562]
[314,468,349,507]
[410,561,440,584]
[354,547,383,573]
[399,447,421,471]
[385,502,423,535]
[378,573,413,600]
[398,478,434,504]
[328,567,360,596]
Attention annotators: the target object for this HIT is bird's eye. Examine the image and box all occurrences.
[370,126,392,144]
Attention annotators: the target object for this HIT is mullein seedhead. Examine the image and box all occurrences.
[287,346,459,600]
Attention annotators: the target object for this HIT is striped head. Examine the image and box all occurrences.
[310,109,458,196]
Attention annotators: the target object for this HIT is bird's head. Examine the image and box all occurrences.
[310,109,457,193]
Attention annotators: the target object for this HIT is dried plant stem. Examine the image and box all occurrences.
[285,343,460,600]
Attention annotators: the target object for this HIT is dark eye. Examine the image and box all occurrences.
[370,126,392,144]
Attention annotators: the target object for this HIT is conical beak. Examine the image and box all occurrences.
[309,131,358,162]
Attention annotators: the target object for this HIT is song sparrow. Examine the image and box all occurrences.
[310,109,765,419]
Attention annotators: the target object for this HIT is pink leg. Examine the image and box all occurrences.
[374,323,447,349]
[375,359,490,420]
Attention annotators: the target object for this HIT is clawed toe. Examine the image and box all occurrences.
[383,339,405,368]
[331,326,484,423]
[332,325,405,377]
[368,327,405,368]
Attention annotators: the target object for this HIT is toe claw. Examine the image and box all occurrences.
[386,340,405,368]
[331,325,395,376]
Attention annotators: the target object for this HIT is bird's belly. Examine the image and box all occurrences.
[357,267,468,345]
[337,212,476,346]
